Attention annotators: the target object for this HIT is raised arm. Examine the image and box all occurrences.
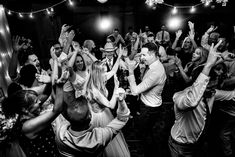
[188,22,197,49]
[172,30,182,50]
[174,40,222,110]
[8,36,26,80]
[129,36,140,60]
[201,25,217,50]
[175,57,191,83]
[22,84,64,139]
[62,30,75,55]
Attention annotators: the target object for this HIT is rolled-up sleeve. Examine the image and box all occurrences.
[173,73,210,110]
[215,90,235,101]
[128,71,160,96]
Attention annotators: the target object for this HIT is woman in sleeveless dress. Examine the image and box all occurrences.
[86,59,130,157]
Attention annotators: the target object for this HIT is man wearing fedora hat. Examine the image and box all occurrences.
[100,42,121,100]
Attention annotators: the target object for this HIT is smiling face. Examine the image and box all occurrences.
[140,47,153,65]
[28,54,40,71]
[53,43,63,57]
[183,38,192,50]
[75,55,85,71]
[192,48,202,62]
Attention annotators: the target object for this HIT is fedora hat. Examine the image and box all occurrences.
[100,42,117,53]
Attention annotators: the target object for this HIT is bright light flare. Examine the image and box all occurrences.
[98,17,112,32]
[167,17,182,30]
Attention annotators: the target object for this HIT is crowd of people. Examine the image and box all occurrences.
[0,20,235,157]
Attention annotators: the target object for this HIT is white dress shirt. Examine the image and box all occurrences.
[128,59,166,107]
[171,73,235,144]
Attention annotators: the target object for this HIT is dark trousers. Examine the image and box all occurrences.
[168,136,206,157]
[136,103,162,157]
[218,111,235,157]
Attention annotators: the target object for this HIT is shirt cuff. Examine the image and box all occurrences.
[196,73,210,84]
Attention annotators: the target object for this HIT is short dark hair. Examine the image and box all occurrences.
[18,64,37,88]
[63,96,90,126]
[143,42,159,56]
[18,49,34,66]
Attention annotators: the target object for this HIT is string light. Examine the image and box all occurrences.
[0,0,229,20]
[46,9,51,15]
[19,13,23,18]
[172,7,177,14]
[190,6,196,13]
[7,10,11,15]
[68,0,74,6]
[29,13,34,18]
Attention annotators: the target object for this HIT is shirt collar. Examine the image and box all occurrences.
[149,59,160,69]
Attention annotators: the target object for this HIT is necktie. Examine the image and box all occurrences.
[108,60,112,70]
[142,65,149,79]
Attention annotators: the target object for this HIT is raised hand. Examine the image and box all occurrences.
[174,56,182,67]
[126,57,137,72]
[61,24,70,33]
[188,21,194,30]
[12,36,25,52]
[72,41,81,52]
[117,88,126,101]
[50,46,58,60]
[176,30,182,39]
[206,25,218,34]
[206,40,223,67]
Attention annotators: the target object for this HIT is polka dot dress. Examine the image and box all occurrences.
[19,126,59,157]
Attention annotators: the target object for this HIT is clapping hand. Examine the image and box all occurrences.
[117,88,126,101]
[56,68,69,84]
[36,73,51,83]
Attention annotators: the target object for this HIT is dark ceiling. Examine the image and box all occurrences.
[2,0,235,11]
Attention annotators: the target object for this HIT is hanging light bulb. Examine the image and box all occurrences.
[19,13,23,18]
[7,10,12,15]
[97,0,108,3]
[29,13,34,18]
[46,9,51,15]
[68,0,74,6]
[190,6,195,13]
[172,7,177,14]
[50,8,54,12]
